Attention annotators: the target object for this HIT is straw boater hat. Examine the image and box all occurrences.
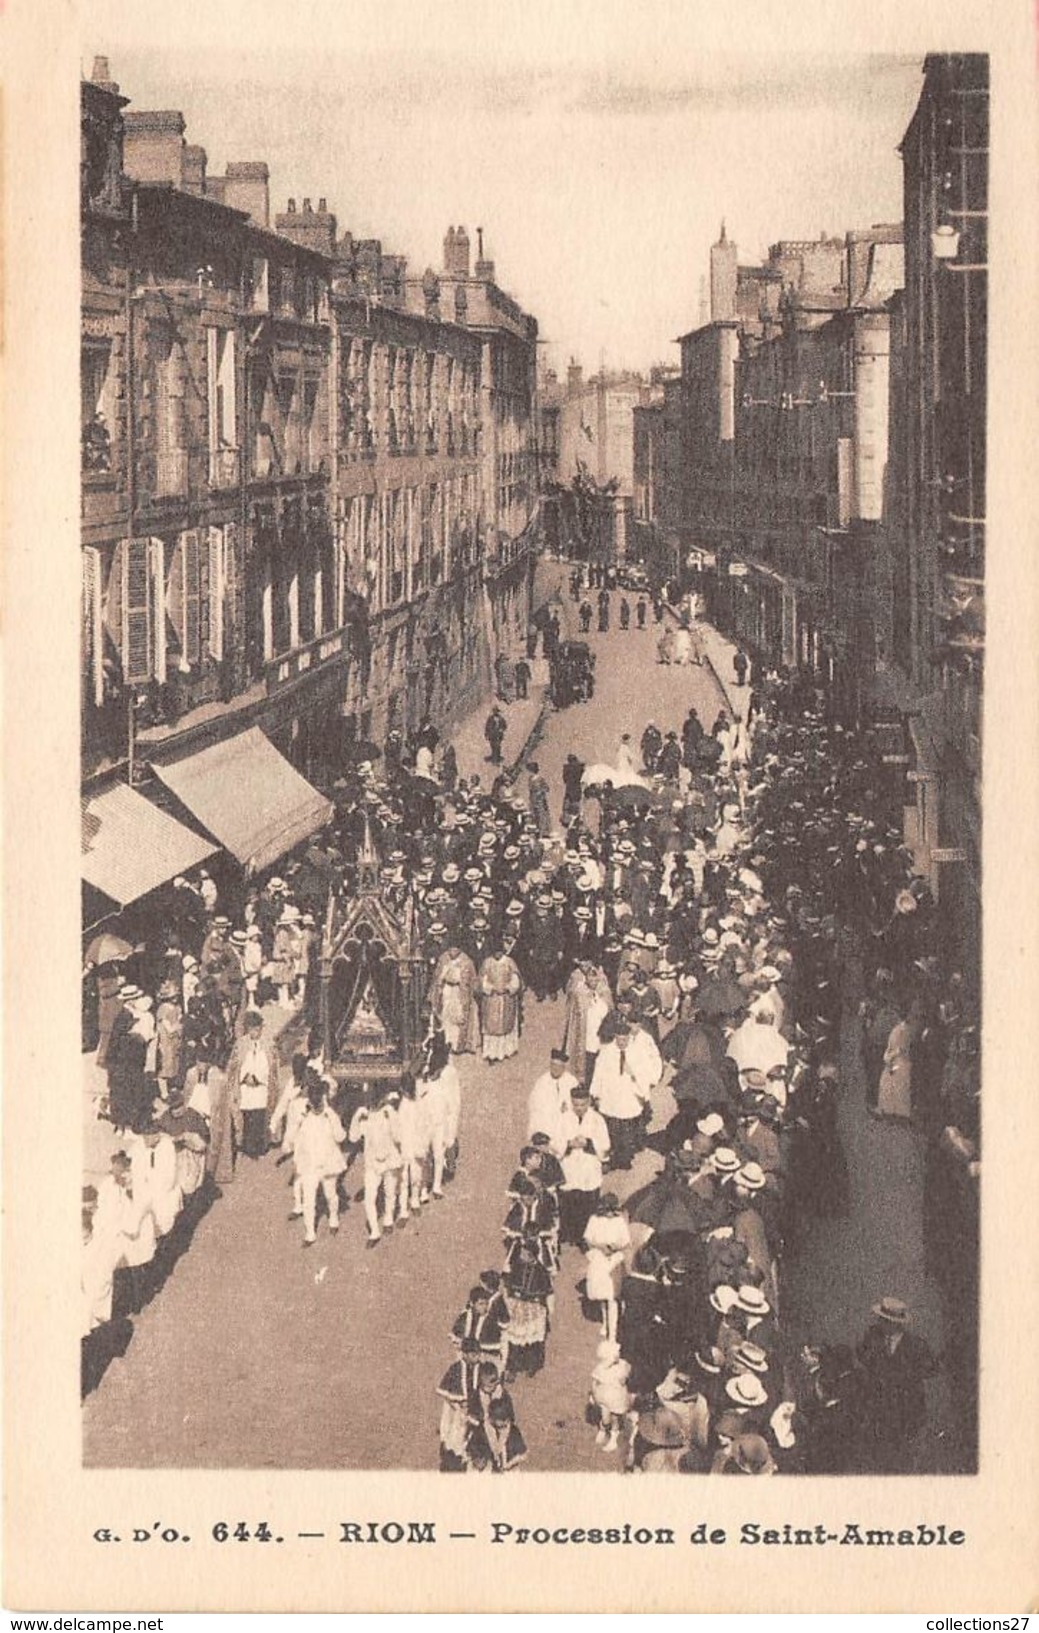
[725,1373,769,1410]
[732,1341,770,1375]
[709,1284,739,1316]
[871,1295,910,1327]
[710,1147,742,1175]
[735,1284,771,1317]
[736,1162,767,1192]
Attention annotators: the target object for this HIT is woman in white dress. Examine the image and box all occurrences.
[584,1192,631,1341]
[876,1010,916,1121]
[672,625,692,666]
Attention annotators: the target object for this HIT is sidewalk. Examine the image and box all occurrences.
[664,602,750,724]
[450,681,549,786]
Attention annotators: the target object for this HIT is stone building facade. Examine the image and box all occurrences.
[885,53,987,939]
[81,63,542,813]
[648,221,903,727]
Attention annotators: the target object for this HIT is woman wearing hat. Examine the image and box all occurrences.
[155,982,184,1101]
[268,907,303,1011]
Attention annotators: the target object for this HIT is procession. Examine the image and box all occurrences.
[75,50,984,1482]
[81,575,978,1476]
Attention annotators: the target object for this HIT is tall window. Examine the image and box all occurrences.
[155,335,189,496]
[166,529,206,671]
[82,340,116,472]
[207,327,237,487]
[249,257,270,313]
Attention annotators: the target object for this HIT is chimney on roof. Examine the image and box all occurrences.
[221,161,270,226]
[90,56,120,94]
[443,224,470,277]
[276,193,337,257]
[474,227,495,282]
[122,109,188,188]
[182,143,207,195]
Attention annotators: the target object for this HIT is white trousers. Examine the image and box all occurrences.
[301,1174,339,1242]
[365,1165,402,1237]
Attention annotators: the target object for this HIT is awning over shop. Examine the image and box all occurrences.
[81,783,217,907]
[151,727,333,875]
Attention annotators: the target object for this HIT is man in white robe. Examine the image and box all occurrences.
[527,1049,579,1157]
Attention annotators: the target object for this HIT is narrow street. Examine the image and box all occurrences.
[84,609,952,1470]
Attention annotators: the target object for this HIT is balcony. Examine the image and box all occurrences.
[266,626,350,695]
[155,447,189,498]
[208,446,241,489]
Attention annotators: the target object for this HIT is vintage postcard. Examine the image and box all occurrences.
[3,0,1038,1614]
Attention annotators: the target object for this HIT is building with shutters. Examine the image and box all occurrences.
[646,221,903,727]
[81,64,542,819]
[879,53,987,947]
[81,65,336,785]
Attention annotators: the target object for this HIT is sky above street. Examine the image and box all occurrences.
[84,2,925,376]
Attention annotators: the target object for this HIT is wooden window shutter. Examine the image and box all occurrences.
[123,537,153,683]
[198,528,211,654]
[104,540,124,649]
[208,527,224,660]
[82,548,104,707]
[183,528,201,664]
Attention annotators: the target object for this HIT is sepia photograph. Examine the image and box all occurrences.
[15,0,1039,1612]
[75,36,987,1482]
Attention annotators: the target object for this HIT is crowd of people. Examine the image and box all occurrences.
[82,581,979,1473]
[423,630,978,1473]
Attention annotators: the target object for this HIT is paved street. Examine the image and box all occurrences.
[84,606,954,1471]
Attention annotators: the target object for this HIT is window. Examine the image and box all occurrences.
[253,369,279,478]
[155,335,189,496]
[207,327,238,486]
[82,340,117,472]
[279,266,297,319]
[301,375,323,472]
[166,529,204,670]
[250,257,270,314]
[276,373,298,473]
